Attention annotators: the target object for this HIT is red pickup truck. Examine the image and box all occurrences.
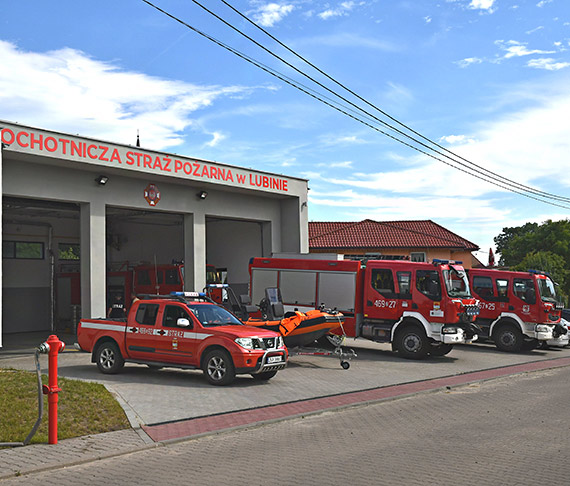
[77,292,288,385]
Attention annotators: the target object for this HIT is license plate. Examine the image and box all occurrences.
[267,355,282,364]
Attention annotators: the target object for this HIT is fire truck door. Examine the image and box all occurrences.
[366,268,400,320]
[512,277,536,319]
[414,269,445,322]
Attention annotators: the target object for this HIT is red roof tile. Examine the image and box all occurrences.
[309,219,478,251]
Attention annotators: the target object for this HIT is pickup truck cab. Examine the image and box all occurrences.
[77,292,288,385]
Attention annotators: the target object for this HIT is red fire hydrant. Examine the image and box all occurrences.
[39,335,65,445]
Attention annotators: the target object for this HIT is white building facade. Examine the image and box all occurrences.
[0,121,309,345]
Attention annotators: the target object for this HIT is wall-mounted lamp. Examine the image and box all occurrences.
[95,175,109,186]
[301,201,307,209]
[197,190,208,200]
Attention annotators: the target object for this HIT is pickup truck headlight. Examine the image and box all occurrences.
[277,335,285,348]
[235,337,259,349]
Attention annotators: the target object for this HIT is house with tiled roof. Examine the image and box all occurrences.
[309,219,479,268]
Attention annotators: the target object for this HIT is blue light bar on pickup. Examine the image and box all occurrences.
[171,291,206,297]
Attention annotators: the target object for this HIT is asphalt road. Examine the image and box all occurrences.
[2,362,570,485]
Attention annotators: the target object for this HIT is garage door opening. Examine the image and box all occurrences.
[2,196,80,334]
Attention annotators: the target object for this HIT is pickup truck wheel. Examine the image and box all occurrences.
[203,349,235,386]
[493,324,523,352]
[395,325,428,360]
[95,342,124,374]
[251,370,278,381]
[429,342,453,357]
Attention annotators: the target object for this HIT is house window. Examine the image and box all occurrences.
[2,241,44,260]
[410,252,426,262]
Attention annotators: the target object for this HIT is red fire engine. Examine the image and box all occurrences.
[58,262,221,316]
[467,268,565,352]
[249,257,480,359]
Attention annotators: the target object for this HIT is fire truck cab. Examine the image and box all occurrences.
[467,268,565,352]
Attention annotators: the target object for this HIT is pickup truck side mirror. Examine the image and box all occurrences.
[177,318,191,328]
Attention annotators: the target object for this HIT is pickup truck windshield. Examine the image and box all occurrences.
[442,267,471,298]
[188,304,242,327]
[537,276,558,303]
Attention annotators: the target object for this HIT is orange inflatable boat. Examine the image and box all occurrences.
[245,309,344,348]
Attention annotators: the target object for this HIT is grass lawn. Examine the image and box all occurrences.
[0,368,130,446]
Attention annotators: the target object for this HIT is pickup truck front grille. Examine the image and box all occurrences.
[261,337,277,349]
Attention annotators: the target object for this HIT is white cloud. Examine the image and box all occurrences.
[527,58,570,70]
[0,41,253,150]
[317,160,354,168]
[252,3,294,27]
[526,26,544,35]
[318,1,361,20]
[468,0,497,13]
[455,57,483,68]
[424,16,432,24]
[537,0,553,7]
[319,134,367,146]
[307,80,570,223]
[308,188,510,225]
[495,40,555,59]
[439,134,476,145]
[296,32,399,51]
[203,132,226,148]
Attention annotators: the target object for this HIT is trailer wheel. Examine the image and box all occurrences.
[429,342,453,357]
[493,324,523,352]
[340,361,350,370]
[251,370,278,381]
[394,324,428,359]
[316,334,345,349]
[95,341,125,374]
[203,349,236,386]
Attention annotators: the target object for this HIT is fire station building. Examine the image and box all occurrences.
[0,120,309,346]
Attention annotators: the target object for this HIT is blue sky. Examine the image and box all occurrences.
[1,0,569,263]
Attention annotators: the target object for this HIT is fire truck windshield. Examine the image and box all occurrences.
[442,268,471,298]
[537,276,558,303]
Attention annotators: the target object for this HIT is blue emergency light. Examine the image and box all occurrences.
[171,291,206,297]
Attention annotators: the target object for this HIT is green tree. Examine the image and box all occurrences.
[495,219,570,266]
[494,219,570,299]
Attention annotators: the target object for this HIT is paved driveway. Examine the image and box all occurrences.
[3,334,570,426]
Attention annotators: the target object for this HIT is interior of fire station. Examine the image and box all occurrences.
[1,195,302,336]
[1,144,308,341]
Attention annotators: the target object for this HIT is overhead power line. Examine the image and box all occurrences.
[217,0,570,206]
[140,0,570,210]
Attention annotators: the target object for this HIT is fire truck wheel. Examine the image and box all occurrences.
[493,324,523,352]
[429,342,453,356]
[95,341,125,374]
[395,324,429,359]
[251,370,278,381]
[203,349,236,386]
